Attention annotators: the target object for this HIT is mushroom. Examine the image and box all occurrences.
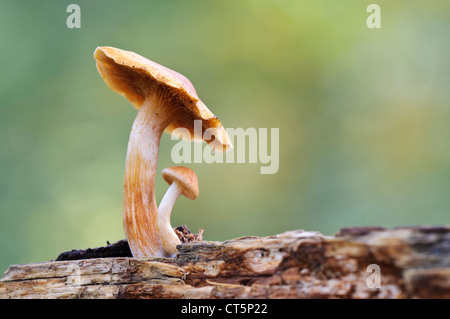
[94,46,232,257]
[158,166,199,256]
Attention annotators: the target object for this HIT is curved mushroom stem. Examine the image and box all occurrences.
[157,182,183,256]
[123,96,175,257]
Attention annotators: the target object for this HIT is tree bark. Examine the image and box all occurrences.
[1,226,449,299]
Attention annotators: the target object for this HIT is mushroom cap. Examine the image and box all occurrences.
[94,46,232,152]
[162,166,199,200]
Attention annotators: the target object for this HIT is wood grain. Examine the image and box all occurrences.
[1,227,449,299]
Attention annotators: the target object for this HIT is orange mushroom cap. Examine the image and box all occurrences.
[162,166,199,200]
[94,46,232,151]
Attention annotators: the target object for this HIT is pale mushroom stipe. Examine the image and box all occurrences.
[158,167,199,256]
[94,46,232,257]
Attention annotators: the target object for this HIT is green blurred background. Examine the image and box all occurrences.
[1,0,449,273]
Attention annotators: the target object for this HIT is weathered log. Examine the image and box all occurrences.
[1,227,449,299]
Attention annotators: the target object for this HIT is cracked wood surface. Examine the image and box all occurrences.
[1,227,449,299]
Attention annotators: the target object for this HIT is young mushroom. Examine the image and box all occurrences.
[158,166,199,256]
[94,46,232,257]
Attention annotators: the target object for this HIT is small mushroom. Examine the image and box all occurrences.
[158,166,199,256]
[94,46,232,257]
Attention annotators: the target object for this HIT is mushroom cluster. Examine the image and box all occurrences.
[94,46,232,257]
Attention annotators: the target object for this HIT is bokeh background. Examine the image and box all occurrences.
[1,0,449,273]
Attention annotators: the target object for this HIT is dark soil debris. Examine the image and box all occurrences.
[55,225,204,261]
[55,239,132,261]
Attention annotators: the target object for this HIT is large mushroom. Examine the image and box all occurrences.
[94,46,232,257]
